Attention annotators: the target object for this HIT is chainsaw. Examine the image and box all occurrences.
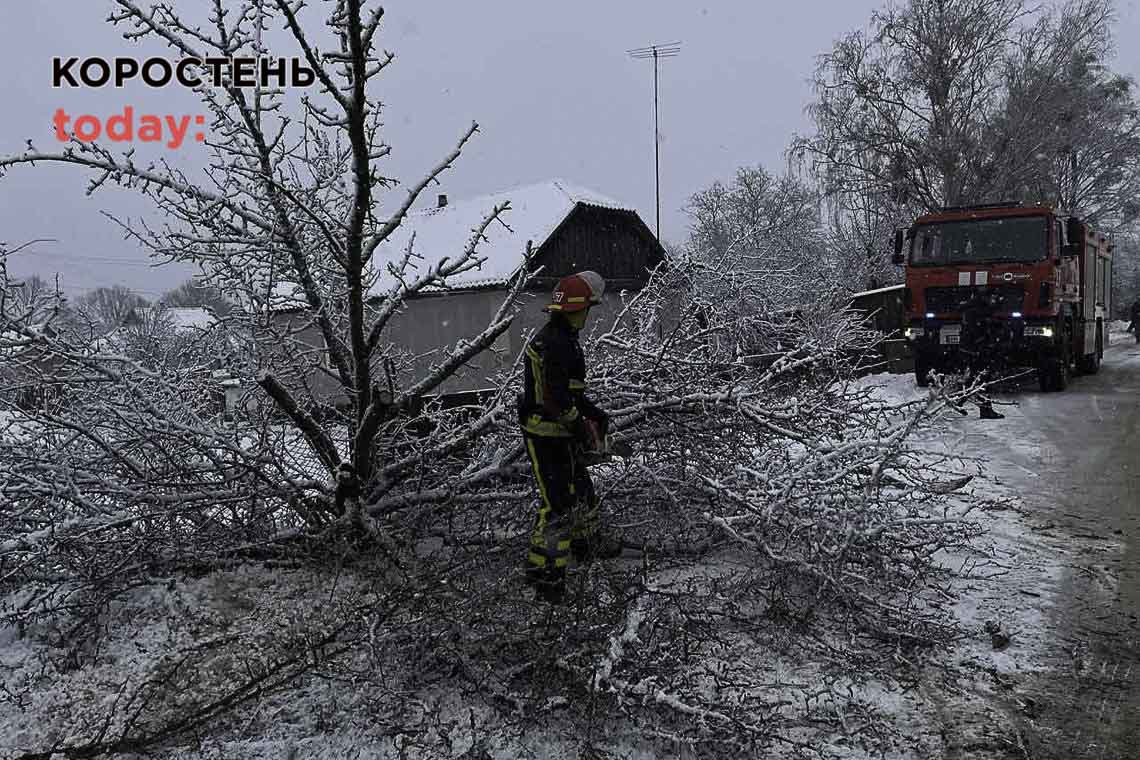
[578,419,633,466]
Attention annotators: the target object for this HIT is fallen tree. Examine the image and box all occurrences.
[1,2,1005,756]
[2,237,1002,757]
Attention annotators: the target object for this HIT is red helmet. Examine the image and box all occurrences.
[545,271,605,313]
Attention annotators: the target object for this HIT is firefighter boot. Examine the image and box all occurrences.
[527,508,572,604]
[569,492,622,562]
[533,573,566,605]
[979,400,1005,420]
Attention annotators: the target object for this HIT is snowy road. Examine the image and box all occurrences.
[962,335,1140,758]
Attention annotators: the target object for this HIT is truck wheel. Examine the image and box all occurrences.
[1078,349,1100,374]
[1038,358,1069,392]
[1051,357,1070,391]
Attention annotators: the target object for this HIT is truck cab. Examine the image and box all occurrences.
[895,203,1112,391]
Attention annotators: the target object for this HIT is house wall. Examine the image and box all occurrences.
[262,313,348,408]
[383,289,513,396]
[261,288,658,407]
[383,288,635,397]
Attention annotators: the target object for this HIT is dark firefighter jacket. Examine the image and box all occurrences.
[519,314,606,439]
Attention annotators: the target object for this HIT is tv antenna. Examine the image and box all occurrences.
[628,42,680,242]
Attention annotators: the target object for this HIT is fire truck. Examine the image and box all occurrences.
[893,202,1113,391]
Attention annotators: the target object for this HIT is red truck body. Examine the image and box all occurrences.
[897,203,1113,390]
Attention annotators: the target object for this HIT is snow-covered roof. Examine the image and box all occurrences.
[164,307,216,332]
[369,179,630,294]
[265,282,309,313]
[850,283,905,299]
[131,306,217,332]
[0,324,54,359]
[0,330,28,360]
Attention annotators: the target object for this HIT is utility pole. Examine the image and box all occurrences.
[628,42,680,242]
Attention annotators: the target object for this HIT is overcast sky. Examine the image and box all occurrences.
[1,1,1138,299]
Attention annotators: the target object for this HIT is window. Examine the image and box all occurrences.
[910,217,1049,265]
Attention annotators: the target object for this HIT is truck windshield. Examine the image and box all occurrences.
[910,217,1048,265]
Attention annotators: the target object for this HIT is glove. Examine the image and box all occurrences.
[564,412,595,450]
[584,418,604,452]
[593,412,610,440]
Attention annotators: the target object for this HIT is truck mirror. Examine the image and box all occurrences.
[892,229,905,266]
[891,252,905,266]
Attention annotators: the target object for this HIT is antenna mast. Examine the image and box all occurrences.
[628,42,680,242]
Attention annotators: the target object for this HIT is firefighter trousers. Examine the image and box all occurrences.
[522,433,600,598]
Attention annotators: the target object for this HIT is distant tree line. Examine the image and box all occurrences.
[5,275,233,339]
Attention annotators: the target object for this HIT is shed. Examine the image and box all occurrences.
[848,283,912,374]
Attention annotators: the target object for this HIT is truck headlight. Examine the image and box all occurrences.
[904,327,926,340]
[1024,326,1054,337]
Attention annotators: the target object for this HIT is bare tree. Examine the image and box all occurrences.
[995,0,1140,228]
[0,274,60,325]
[822,187,906,290]
[1110,226,1140,317]
[795,0,1138,293]
[0,2,529,746]
[681,165,838,308]
[0,0,520,530]
[796,0,1031,212]
[1,237,1001,758]
[75,284,150,334]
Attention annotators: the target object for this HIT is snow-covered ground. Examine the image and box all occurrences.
[1,365,1125,758]
[823,371,1087,754]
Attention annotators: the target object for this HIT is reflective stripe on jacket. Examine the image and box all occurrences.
[521,315,600,437]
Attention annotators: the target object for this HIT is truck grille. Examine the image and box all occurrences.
[924,285,1025,314]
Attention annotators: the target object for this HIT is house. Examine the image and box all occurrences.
[375,179,668,396]
[265,179,667,405]
[0,324,67,411]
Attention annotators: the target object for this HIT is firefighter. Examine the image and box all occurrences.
[518,271,617,604]
[1128,299,1140,338]
[961,290,1005,420]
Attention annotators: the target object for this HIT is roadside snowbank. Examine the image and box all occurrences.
[1109,319,1133,346]
[843,370,927,407]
